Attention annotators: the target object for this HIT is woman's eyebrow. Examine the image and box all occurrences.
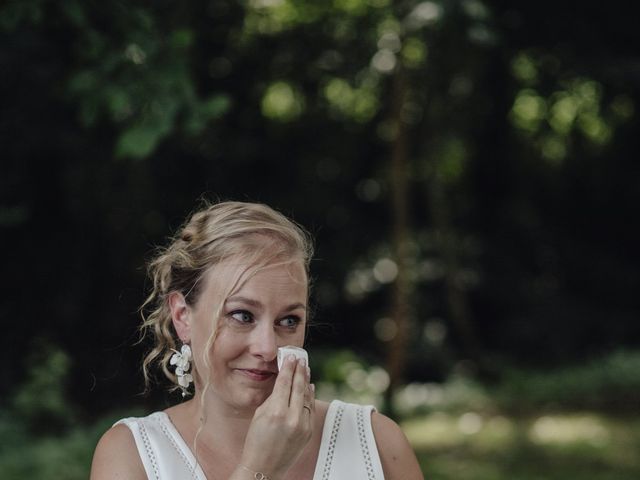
[284,302,307,311]
[226,295,306,311]
[226,295,261,307]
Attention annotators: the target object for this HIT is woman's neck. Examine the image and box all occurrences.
[188,391,256,452]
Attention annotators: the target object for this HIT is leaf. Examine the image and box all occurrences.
[200,94,231,119]
[169,29,194,49]
[115,120,170,159]
[184,94,231,135]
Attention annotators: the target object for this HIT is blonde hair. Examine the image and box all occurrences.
[139,200,314,393]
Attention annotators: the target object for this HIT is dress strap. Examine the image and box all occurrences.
[313,400,385,480]
[116,412,207,479]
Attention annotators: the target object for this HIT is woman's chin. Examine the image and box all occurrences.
[245,391,271,408]
[209,378,274,411]
[227,387,271,410]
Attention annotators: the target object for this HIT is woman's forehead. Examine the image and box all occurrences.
[202,256,308,301]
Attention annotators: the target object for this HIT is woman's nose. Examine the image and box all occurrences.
[249,322,278,362]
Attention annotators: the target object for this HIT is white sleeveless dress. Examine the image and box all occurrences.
[116,400,385,480]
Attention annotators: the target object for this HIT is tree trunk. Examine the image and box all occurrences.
[385,64,412,416]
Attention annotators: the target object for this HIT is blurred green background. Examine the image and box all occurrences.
[1,0,639,478]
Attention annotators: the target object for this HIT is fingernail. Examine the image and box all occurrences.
[287,354,296,362]
[298,357,307,367]
[310,383,315,393]
[306,366,311,377]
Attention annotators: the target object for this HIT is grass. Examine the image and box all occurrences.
[404,411,640,480]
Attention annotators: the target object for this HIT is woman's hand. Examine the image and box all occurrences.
[238,355,314,479]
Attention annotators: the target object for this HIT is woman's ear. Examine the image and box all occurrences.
[168,292,191,342]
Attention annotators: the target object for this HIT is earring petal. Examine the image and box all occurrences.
[171,343,193,396]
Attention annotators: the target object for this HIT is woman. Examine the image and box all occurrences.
[91,201,423,479]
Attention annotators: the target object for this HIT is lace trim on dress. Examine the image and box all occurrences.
[321,402,345,480]
[356,406,377,480]
[139,421,160,480]
[157,415,198,477]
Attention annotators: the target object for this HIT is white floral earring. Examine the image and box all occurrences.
[170,344,193,397]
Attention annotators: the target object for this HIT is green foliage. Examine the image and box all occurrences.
[391,350,640,419]
[496,350,640,412]
[0,410,141,480]
[323,76,380,123]
[1,1,232,160]
[185,94,233,136]
[0,341,142,480]
[0,421,99,480]
[261,81,305,122]
[394,375,492,417]
[401,351,640,479]
[312,349,390,406]
[406,410,640,480]
[10,339,75,432]
[509,53,634,164]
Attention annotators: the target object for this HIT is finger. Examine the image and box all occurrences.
[288,357,309,412]
[305,383,315,410]
[302,382,315,418]
[268,355,297,406]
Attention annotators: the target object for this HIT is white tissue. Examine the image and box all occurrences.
[277,346,308,371]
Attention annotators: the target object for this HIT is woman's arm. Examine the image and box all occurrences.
[90,424,147,480]
[371,412,425,480]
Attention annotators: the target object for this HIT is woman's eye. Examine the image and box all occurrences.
[230,310,253,324]
[279,316,301,328]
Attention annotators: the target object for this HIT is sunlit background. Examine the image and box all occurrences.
[2,0,639,478]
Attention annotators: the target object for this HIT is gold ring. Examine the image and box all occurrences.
[303,405,312,413]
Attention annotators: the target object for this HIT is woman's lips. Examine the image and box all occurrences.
[237,369,276,381]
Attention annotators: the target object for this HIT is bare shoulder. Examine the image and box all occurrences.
[311,400,331,438]
[314,399,330,416]
[371,411,424,480]
[90,423,146,480]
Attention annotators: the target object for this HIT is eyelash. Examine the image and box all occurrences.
[228,310,302,329]
[280,315,302,328]
[229,310,253,324]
